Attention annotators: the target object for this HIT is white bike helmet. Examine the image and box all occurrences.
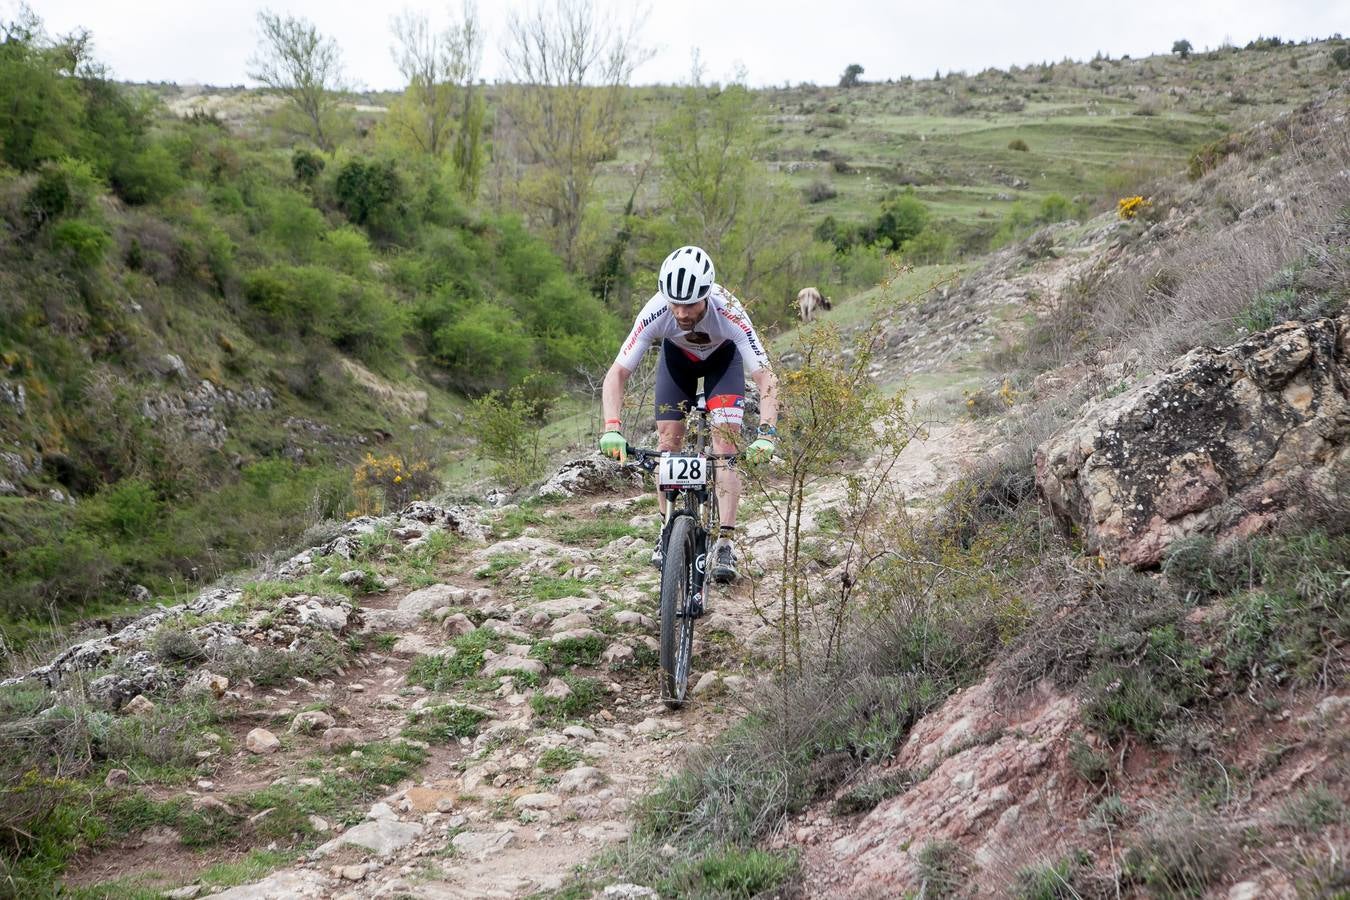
[658,245,715,304]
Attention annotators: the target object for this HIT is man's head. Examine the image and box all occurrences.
[658,245,715,306]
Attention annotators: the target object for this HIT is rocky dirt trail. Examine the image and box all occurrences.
[41,225,1121,899]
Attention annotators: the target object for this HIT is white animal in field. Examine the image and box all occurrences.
[796,287,832,323]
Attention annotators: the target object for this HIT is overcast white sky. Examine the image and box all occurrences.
[27,0,1350,90]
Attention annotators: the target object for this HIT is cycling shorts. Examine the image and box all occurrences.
[654,339,745,427]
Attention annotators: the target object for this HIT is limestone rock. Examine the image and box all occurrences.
[105,768,130,788]
[122,694,156,717]
[482,655,544,677]
[514,792,562,810]
[289,710,336,733]
[1036,315,1350,567]
[207,869,330,899]
[245,728,281,754]
[537,455,643,500]
[398,584,468,616]
[321,727,362,751]
[315,818,422,856]
[557,766,605,794]
[443,613,476,637]
[450,829,515,859]
[183,670,228,699]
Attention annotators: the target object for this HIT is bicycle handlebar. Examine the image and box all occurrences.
[624,445,740,470]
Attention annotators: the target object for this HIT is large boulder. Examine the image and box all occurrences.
[1036,315,1350,567]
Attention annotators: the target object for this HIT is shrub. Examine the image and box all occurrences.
[49,218,111,268]
[1013,850,1095,900]
[1332,47,1350,71]
[466,380,554,489]
[350,453,435,517]
[1037,193,1074,223]
[333,158,406,239]
[25,158,101,230]
[803,179,837,203]
[291,148,326,183]
[1008,138,1030,152]
[433,303,534,391]
[903,227,955,264]
[668,847,797,898]
[109,142,183,205]
[1122,812,1231,896]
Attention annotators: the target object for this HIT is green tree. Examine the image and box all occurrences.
[248,10,346,152]
[839,63,864,87]
[386,2,483,169]
[500,0,650,267]
[656,76,808,307]
[0,9,89,171]
[1172,39,1193,59]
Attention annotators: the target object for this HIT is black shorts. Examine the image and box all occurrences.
[655,340,746,426]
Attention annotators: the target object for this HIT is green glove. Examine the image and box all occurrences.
[599,430,627,462]
[744,438,775,464]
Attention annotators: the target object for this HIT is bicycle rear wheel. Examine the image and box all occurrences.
[659,514,698,708]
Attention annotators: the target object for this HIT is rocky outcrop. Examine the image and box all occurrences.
[537,456,644,500]
[139,380,274,448]
[804,678,1081,897]
[1036,315,1350,567]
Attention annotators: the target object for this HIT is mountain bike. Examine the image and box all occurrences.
[626,394,738,709]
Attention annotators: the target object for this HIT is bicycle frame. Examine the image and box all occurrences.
[632,394,735,617]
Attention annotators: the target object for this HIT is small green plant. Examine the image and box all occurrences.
[916,840,969,898]
[1013,850,1093,900]
[1278,784,1345,832]
[832,769,920,815]
[667,847,798,898]
[403,704,487,742]
[529,674,603,721]
[1067,733,1112,784]
[1008,138,1030,151]
[537,746,583,773]
[533,634,606,668]
[406,630,499,691]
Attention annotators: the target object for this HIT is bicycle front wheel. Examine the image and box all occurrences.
[659,514,698,708]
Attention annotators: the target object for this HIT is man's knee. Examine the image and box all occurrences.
[657,421,684,451]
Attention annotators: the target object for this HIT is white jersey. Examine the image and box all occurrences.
[614,285,770,374]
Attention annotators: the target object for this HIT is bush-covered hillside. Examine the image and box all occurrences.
[0,19,620,642]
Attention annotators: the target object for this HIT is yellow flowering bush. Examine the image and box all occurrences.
[1117,195,1150,220]
[350,453,435,517]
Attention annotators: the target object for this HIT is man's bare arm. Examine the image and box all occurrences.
[751,367,779,428]
[601,363,631,425]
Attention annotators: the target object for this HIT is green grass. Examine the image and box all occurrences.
[537,746,584,773]
[527,577,592,601]
[532,634,607,668]
[403,704,488,743]
[406,630,503,691]
[529,674,604,721]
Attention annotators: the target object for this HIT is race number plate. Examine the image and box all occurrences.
[658,454,708,489]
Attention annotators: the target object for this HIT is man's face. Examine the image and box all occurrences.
[668,299,707,330]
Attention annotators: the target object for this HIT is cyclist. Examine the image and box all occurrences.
[598,245,779,583]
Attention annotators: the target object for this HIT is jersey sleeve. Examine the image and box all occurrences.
[614,295,667,372]
[716,293,771,374]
